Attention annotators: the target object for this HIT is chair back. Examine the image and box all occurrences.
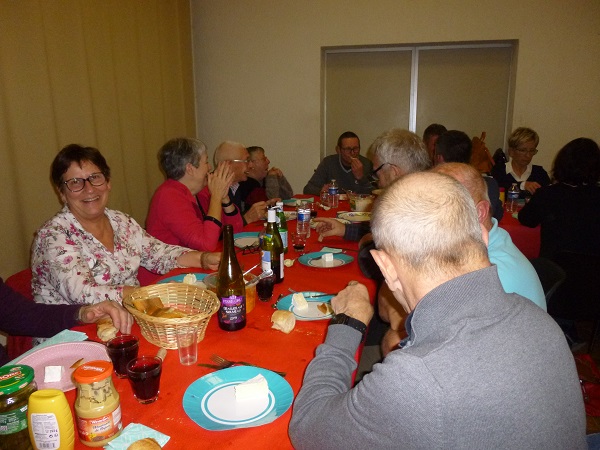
[5,268,34,360]
[529,257,566,303]
[547,252,600,320]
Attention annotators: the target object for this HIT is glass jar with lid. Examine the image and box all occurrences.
[72,360,122,447]
[0,364,37,450]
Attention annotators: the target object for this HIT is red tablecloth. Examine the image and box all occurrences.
[66,196,376,449]
[498,210,541,260]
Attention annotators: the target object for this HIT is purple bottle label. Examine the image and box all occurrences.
[220,295,246,324]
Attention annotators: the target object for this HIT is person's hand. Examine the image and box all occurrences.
[208,161,234,201]
[79,301,133,334]
[350,157,364,180]
[523,181,541,194]
[201,252,221,270]
[313,217,345,238]
[331,281,373,326]
[268,167,283,177]
[266,198,281,207]
[243,201,268,224]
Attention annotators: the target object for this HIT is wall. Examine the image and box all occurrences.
[191,0,600,193]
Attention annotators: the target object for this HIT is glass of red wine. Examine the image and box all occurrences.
[126,356,162,404]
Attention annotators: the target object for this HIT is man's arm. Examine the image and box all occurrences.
[303,161,329,195]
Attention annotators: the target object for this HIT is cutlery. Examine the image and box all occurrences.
[243,263,260,277]
[210,354,286,377]
[288,288,335,298]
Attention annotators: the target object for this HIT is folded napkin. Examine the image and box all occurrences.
[6,329,88,366]
[105,423,170,449]
[320,247,343,254]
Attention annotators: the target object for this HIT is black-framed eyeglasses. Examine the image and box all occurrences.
[340,146,360,153]
[370,162,390,181]
[514,147,538,156]
[62,172,107,192]
[241,244,260,255]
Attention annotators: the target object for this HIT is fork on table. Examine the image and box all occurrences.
[210,354,286,377]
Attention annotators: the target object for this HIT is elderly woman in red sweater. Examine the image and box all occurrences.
[146,137,243,251]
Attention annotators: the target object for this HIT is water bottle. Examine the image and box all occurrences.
[296,201,311,240]
[275,202,288,254]
[506,183,519,213]
[328,179,339,208]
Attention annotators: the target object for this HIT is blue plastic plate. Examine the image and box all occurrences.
[298,251,354,268]
[183,366,293,431]
[275,291,334,321]
[157,273,207,284]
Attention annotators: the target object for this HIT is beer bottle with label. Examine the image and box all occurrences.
[216,225,246,331]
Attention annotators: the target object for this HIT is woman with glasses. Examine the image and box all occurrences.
[31,144,221,310]
[491,127,550,197]
[146,137,243,251]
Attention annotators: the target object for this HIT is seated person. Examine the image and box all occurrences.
[237,146,293,211]
[289,172,586,449]
[303,131,373,195]
[31,144,220,310]
[0,277,132,365]
[213,141,271,224]
[435,129,503,221]
[519,137,600,260]
[422,123,447,163]
[146,137,243,251]
[314,128,431,242]
[491,127,550,197]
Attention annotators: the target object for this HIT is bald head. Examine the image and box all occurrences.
[371,171,488,277]
[214,141,250,182]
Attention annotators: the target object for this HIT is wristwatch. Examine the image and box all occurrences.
[330,313,367,339]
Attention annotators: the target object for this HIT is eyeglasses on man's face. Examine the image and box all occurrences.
[63,172,107,192]
[370,162,390,181]
[340,146,360,154]
[514,147,538,156]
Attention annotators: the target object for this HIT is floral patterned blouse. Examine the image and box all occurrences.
[31,206,190,306]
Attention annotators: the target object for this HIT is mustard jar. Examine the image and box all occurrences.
[72,360,122,447]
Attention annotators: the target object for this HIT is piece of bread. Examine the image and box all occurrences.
[152,307,187,319]
[271,310,296,334]
[317,302,334,315]
[292,293,308,311]
[132,297,164,316]
[127,438,161,450]
[96,318,118,342]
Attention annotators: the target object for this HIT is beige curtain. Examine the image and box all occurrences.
[0,0,196,278]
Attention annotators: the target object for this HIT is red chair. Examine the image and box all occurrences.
[5,268,34,360]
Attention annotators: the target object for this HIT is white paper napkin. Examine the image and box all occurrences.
[105,423,170,449]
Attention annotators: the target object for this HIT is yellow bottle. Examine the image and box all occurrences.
[27,389,75,450]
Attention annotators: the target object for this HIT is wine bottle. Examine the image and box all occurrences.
[216,225,246,331]
[275,201,288,254]
[261,208,285,284]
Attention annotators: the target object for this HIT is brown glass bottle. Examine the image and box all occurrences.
[216,225,246,331]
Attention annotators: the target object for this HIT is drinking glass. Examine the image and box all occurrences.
[257,272,276,301]
[126,356,162,404]
[106,335,139,378]
[176,326,198,365]
[292,233,307,254]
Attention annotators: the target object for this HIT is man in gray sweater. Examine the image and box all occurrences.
[289,172,586,449]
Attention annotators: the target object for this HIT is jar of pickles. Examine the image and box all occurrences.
[73,360,122,447]
[0,365,37,450]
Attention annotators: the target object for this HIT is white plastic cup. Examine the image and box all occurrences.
[176,326,198,365]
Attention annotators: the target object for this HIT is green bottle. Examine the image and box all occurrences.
[275,201,288,254]
[261,208,285,283]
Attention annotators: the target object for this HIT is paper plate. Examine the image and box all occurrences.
[275,292,334,320]
[183,366,293,431]
[16,342,110,392]
[337,211,371,223]
[158,272,207,285]
[234,232,260,249]
[282,198,314,206]
[298,252,354,268]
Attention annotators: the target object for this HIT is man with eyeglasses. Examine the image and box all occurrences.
[213,141,269,224]
[303,131,374,195]
[491,127,550,197]
[237,146,293,209]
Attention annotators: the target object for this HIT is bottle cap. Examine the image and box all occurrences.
[73,360,113,384]
[0,365,34,395]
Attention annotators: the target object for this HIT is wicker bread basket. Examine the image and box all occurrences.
[123,283,220,349]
